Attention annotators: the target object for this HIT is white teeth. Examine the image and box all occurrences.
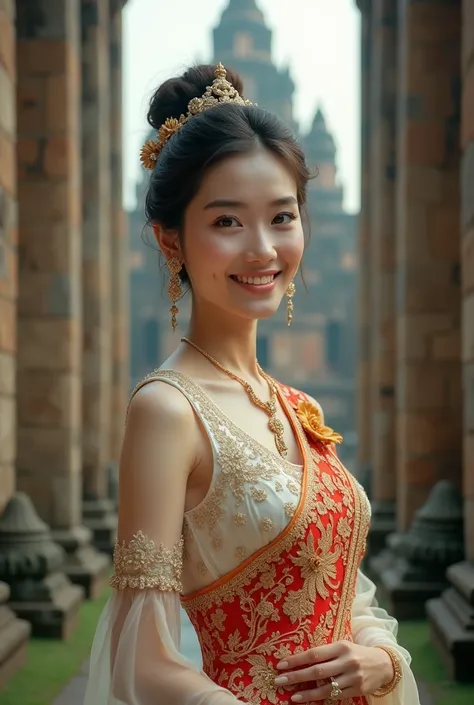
[235,274,275,285]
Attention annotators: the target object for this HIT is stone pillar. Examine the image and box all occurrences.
[14,0,107,617]
[375,0,463,619]
[426,0,474,681]
[366,0,398,562]
[356,0,373,492]
[109,1,129,478]
[81,0,116,553]
[0,0,31,688]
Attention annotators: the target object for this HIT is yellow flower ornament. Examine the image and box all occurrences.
[296,400,343,446]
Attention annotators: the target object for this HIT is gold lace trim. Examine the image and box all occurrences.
[110,530,184,591]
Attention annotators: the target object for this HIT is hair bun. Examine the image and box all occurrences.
[147,64,245,130]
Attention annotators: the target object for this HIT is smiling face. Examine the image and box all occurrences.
[174,149,305,323]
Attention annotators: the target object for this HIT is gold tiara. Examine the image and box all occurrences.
[140,63,255,169]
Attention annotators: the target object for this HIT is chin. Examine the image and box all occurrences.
[238,303,281,322]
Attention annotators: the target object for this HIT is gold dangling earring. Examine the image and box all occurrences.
[167,257,183,331]
[286,281,295,326]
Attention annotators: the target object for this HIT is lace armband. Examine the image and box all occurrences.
[109,530,184,591]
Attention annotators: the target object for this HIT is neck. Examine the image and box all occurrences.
[185,302,260,378]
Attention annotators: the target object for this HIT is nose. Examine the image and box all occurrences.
[244,227,277,264]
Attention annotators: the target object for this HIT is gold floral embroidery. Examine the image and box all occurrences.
[284,502,296,518]
[287,479,300,495]
[198,561,209,576]
[233,512,247,526]
[260,517,274,532]
[297,400,343,445]
[235,546,247,561]
[110,531,184,591]
[283,522,341,619]
[251,486,268,502]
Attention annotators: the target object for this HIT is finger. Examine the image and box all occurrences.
[276,643,346,670]
[274,658,346,686]
[289,673,355,703]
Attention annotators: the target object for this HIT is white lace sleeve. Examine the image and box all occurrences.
[352,569,421,705]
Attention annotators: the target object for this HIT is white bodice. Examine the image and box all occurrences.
[151,370,305,594]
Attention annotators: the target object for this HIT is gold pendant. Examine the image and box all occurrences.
[268,413,287,457]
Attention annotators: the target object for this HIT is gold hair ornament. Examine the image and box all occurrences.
[140,63,255,169]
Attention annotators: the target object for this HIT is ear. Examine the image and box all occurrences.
[152,224,182,263]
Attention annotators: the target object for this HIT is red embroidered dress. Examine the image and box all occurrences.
[84,371,419,705]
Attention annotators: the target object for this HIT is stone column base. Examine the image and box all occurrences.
[366,499,396,566]
[372,554,447,620]
[52,525,111,600]
[427,561,474,683]
[82,497,117,555]
[0,582,31,691]
[9,572,84,640]
[0,493,85,640]
[370,481,464,620]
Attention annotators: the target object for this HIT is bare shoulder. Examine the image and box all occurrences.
[122,377,200,485]
[127,378,197,431]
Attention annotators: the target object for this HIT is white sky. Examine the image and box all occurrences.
[123,0,361,213]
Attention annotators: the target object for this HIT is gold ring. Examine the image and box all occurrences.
[330,677,343,700]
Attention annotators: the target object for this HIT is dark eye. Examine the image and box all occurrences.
[273,212,297,225]
[214,215,241,228]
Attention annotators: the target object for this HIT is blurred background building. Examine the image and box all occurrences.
[129,0,359,468]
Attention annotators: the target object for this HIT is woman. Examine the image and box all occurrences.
[84,64,420,705]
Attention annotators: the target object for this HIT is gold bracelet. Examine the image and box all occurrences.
[371,645,402,698]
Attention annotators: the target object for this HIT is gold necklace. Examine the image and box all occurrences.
[181,337,288,457]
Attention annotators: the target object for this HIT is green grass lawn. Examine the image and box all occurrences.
[0,589,110,705]
[398,621,474,705]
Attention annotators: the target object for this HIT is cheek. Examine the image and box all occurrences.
[185,232,234,279]
[280,231,305,265]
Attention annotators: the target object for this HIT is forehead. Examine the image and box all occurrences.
[194,149,297,205]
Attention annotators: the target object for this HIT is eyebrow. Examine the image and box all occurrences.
[203,196,298,210]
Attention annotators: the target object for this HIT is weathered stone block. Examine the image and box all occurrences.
[462,64,474,149]
[0,65,14,136]
[462,229,474,294]
[0,298,14,355]
[0,5,15,78]
[0,132,14,195]
[0,351,14,396]
[461,143,474,231]
[18,319,80,372]
[0,395,15,466]
[462,295,474,362]
[427,562,474,683]
[406,122,446,167]
[0,582,31,691]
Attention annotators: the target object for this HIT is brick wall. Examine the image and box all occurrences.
[461,0,474,560]
[81,0,112,499]
[16,0,83,529]
[0,0,16,514]
[369,0,397,504]
[395,1,462,530]
[357,7,373,473]
[109,4,129,463]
